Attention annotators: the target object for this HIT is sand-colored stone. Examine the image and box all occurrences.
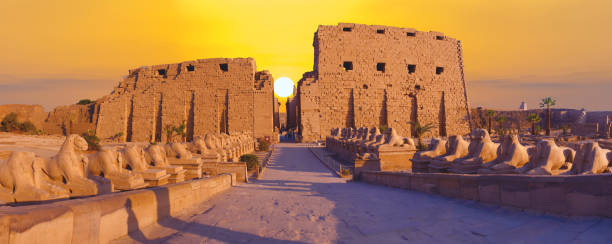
[563,141,612,175]
[478,134,531,174]
[412,138,447,172]
[44,135,110,197]
[447,129,499,173]
[88,148,147,190]
[297,23,471,142]
[0,151,69,202]
[428,135,470,171]
[522,139,575,175]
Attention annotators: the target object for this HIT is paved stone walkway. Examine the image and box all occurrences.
[115,143,612,243]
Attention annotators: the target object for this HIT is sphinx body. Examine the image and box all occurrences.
[165,143,193,160]
[357,127,381,158]
[428,135,470,172]
[448,129,500,174]
[412,138,447,172]
[44,134,109,196]
[478,134,531,174]
[522,139,575,175]
[377,128,416,150]
[562,141,611,175]
[0,151,69,202]
[88,148,146,190]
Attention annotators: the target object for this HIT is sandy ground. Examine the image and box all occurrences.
[113,143,612,244]
[0,132,66,159]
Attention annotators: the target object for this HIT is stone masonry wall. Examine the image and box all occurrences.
[297,23,472,142]
[95,58,274,142]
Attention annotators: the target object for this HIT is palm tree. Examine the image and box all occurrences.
[495,116,507,135]
[527,113,541,135]
[540,97,556,136]
[485,110,496,134]
[410,121,435,150]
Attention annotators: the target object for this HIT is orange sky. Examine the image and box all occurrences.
[1,0,611,111]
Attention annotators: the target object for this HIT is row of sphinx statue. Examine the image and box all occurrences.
[0,133,256,203]
[326,127,417,161]
[414,128,612,175]
[326,127,612,175]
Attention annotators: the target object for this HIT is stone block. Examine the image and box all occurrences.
[478,178,500,204]
[529,178,567,214]
[438,175,461,198]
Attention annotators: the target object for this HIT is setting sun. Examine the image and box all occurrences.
[274,77,294,98]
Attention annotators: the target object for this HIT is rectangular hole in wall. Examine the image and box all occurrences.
[343,61,353,71]
[376,29,385,34]
[343,27,352,32]
[436,36,444,40]
[157,69,166,76]
[436,67,444,75]
[376,63,386,73]
[408,64,416,74]
[219,63,228,72]
[187,64,195,72]
[407,32,416,37]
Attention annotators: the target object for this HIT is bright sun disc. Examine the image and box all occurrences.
[274,77,294,97]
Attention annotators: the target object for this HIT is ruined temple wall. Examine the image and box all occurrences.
[298,23,471,141]
[96,58,274,142]
[0,104,48,130]
[96,96,128,139]
[297,74,321,142]
[44,103,97,135]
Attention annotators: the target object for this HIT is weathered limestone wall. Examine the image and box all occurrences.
[0,174,235,244]
[95,58,274,142]
[44,104,98,135]
[297,23,471,142]
[0,105,47,129]
[360,171,612,217]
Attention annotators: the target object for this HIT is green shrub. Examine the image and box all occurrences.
[0,113,20,132]
[77,99,94,105]
[19,121,38,134]
[341,168,351,176]
[1,113,38,134]
[258,140,270,151]
[82,130,101,151]
[240,154,259,171]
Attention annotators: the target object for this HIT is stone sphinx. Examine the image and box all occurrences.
[0,151,69,203]
[358,127,381,155]
[165,142,193,160]
[477,134,530,174]
[562,141,612,175]
[428,135,470,172]
[367,128,392,152]
[521,139,575,175]
[122,144,170,186]
[44,134,111,196]
[448,129,500,174]
[146,144,186,183]
[188,136,209,155]
[88,148,147,190]
[163,142,203,180]
[376,128,416,150]
[411,138,447,172]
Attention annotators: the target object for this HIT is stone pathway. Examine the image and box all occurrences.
[114,143,612,243]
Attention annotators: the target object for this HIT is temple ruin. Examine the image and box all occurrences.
[293,23,472,142]
[95,58,277,142]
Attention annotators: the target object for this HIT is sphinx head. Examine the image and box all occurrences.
[66,134,89,151]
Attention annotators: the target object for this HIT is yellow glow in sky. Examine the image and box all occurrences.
[1,0,611,111]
